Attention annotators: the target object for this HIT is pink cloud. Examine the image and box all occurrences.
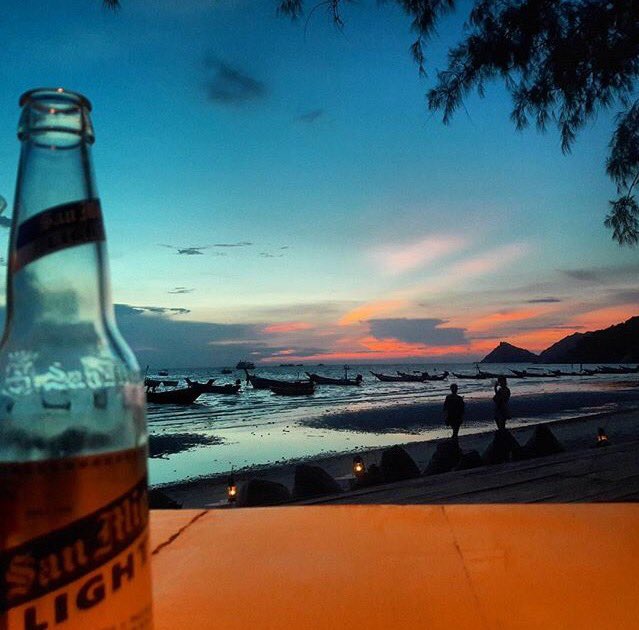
[263,321,313,334]
[371,234,465,275]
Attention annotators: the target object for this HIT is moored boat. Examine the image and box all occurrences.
[244,370,310,390]
[270,381,315,396]
[146,387,201,405]
[371,371,427,382]
[186,378,240,394]
[306,372,363,386]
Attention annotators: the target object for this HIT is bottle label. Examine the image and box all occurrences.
[13,199,105,271]
[0,447,152,629]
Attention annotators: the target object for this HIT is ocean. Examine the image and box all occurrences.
[147,363,639,486]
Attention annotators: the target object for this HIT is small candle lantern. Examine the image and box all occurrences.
[596,427,609,446]
[227,473,238,503]
[353,455,366,478]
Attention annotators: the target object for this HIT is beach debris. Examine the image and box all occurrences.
[596,427,610,447]
[482,429,521,465]
[293,464,342,499]
[149,489,182,510]
[380,446,421,482]
[454,450,483,471]
[237,478,291,507]
[518,424,565,459]
[424,439,462,475]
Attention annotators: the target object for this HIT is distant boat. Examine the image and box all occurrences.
[596,365,639,374]
[236,361,256,370]
[395,371,427,382]
[186,378,241,395]
[422,371,450,381]
[452,372,491,380]
[221,368,233,374]
[158,370,169,376]
[270,381,315,396]
[146,387,201,405]
[306,372,363,386]
[244,369,309,390]
[371,371,425,383]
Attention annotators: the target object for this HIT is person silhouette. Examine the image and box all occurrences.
[443,383,465,440]
[493,375,511,430]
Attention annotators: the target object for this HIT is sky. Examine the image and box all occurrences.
[0,0,636,366]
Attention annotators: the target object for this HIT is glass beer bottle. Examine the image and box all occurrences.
[0,88,152,629]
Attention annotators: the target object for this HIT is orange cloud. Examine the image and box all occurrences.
[339,299,408,326]
[371,234,465,275]
[468,308,542,332]
[263,321,313,334]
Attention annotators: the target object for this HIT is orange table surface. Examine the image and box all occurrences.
[150,505,638,629]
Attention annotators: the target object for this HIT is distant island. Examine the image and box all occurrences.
[481,316,639,363]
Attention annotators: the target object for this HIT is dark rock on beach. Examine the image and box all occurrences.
[381,445,421,482]
[424,439,462,475]
[517,423,565,460]
[293,464,342,499]
[149,489,182,509]
[482,429,521,465]
[237,478,291,507]
[454,449,483,471]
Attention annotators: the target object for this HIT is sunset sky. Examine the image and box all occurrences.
[0,0,636,366]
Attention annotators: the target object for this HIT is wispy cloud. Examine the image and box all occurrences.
[371,234,465,275]
[160,244,208,255]
[339,299,408,325]
[263,321,313,334]
[213,241,253,248]
[168,287,194,294]
[297,109,324,123]
[205,58,266,106]
[527,297,561,303]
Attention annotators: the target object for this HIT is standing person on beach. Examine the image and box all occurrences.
[443,383,465,440]
[493,375,511,430]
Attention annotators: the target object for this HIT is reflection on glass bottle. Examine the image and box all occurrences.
[0,88,152,629]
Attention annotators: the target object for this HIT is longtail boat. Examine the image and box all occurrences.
[306,372,363,386]
[244,369,309,390]
[186,378,241,394]
[146,387,201,405]
[270,381,315,396]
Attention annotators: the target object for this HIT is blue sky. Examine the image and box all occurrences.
[0,0,636,366]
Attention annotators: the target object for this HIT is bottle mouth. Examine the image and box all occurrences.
[18,87,94,147]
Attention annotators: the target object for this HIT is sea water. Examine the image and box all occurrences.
[147,363,639,485]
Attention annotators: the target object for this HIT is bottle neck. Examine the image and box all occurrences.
[5,138,113,337]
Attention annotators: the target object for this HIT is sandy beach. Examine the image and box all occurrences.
[157,404,639,508]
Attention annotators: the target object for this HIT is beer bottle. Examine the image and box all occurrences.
[0,89,152,629]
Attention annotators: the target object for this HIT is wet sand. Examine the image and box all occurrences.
[157,406,639,508]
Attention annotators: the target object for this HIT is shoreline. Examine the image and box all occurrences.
[158,405,639,508]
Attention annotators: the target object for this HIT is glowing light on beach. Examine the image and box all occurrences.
[227,473,238,504]
[353,455,366,478]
